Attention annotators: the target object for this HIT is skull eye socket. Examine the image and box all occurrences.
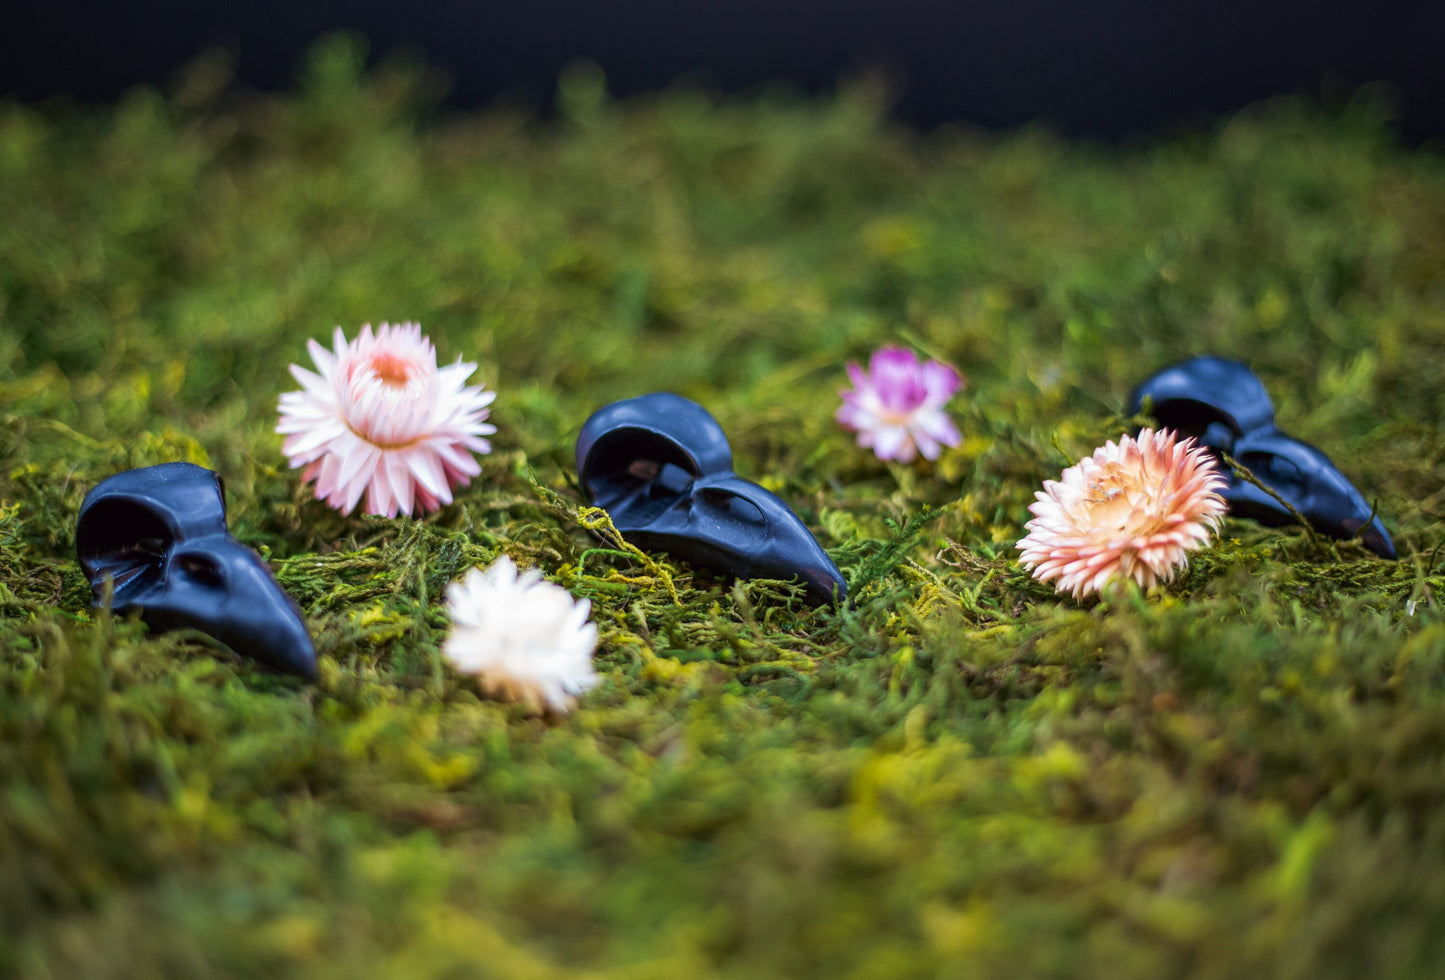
[585,429,702,525]
[1240,451,1305,492]
[1149,398,1243,450]
[175,553,226,591]
[628,460,695,498]
[75,498,173,599]
[696,489,766,529]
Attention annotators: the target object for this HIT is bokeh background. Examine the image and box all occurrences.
[4,0,1443,140]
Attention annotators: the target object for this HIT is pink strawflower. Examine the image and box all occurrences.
[276,323,496,517]
[1017,428,1227,600]
[836,346,964,463]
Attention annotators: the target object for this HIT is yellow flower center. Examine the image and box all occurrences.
[371,351,412,387]
[1080,461,1168,539]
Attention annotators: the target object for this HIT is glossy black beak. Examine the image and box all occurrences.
[142,538,319,680]
[1228,432,1396,560]
[695,474,849,605]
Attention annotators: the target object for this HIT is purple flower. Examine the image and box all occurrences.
[836,346,964,463]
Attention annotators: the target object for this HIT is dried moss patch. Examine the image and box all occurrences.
[4,37,1445,979]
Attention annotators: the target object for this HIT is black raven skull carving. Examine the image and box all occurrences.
[76,462,318,679]
[1129,356,1395,559]
[577,393,847,605]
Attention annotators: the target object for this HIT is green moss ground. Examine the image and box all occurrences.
[5,37,1445,978]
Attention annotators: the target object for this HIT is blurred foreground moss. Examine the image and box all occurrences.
[5,37,1445,979]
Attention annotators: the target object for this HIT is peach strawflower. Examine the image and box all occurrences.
[1017,428,1226,599]
[443,555,600,714]
[837,346,964,463]
[277,322,496,517]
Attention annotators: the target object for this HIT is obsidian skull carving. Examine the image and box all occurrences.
[577,393,848,605]
[1129,356,1395,559]
[76,462,318,679]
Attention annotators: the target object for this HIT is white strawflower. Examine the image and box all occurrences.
[443,556,600,713]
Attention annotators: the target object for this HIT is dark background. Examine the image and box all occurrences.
[2,0,1442,140]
